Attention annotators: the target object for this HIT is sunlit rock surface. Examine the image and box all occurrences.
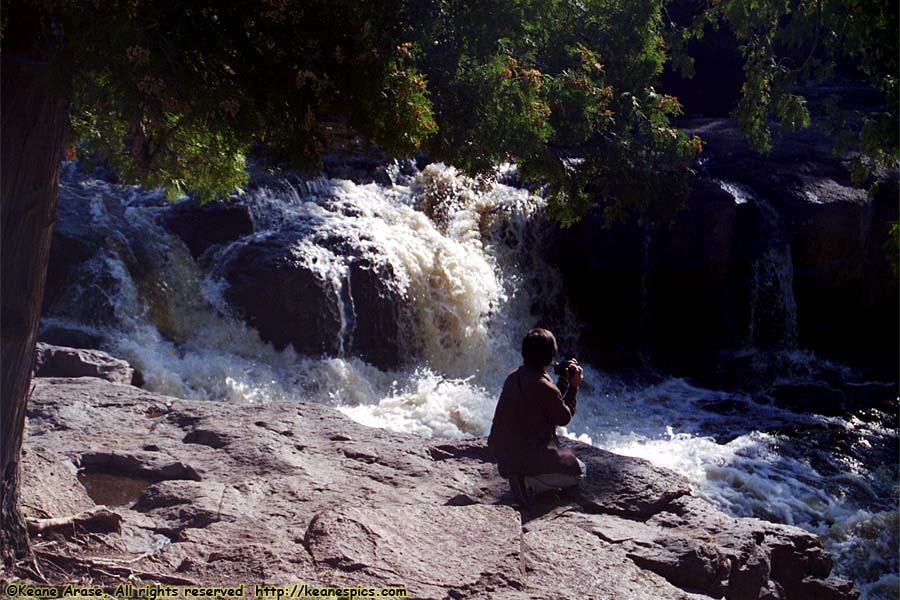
[34,342,135,384]
[22,377,857,599]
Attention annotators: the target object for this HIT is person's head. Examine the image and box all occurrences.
[521,328,557,368]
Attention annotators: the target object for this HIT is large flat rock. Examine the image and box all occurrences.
[34,342,134,384]
[20,377,856,599]
[305,504,522,599]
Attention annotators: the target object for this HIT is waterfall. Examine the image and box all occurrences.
[717,179,799,348]
[44,162,569,420]
[747,196,799,348]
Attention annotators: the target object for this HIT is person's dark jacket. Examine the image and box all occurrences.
[487,365,580,478]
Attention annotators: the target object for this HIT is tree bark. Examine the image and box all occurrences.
[0,8,71,568]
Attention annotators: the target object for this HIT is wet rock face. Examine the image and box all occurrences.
[42,190,114,319]
[552,219,646,369]
[160,199,253,261]
[787,178,898,374]
[22,377,857,599]
[219,226,404,370]
[557,118,898,378]
[682,119,898,377]
[643,180,744,361]
[43,177,200,336]
[43,226,98,316]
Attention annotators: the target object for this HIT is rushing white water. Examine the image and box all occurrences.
[46,162,897,599]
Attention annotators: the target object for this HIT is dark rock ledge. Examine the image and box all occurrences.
[21,377,856,599]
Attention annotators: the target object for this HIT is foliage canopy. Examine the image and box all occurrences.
[678,0,899,187]
[2,0,896,225]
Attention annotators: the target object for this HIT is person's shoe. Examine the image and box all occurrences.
[534,488,564,504]
[509,475,532,509]
[561,484,586,505]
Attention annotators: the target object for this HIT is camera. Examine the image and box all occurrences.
[552,356,577,377]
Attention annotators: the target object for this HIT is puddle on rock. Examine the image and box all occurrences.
[77,471,152,506]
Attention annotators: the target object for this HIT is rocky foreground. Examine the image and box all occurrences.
[21,375,857,599]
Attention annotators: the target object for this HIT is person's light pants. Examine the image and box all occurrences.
[524,458,586,494]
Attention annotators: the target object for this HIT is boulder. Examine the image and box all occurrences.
[221,230,340,356]
[322,154,389,182]
[219,226,404,370]
[20,377,859,598]
[573,444,692,518]
[42,227,98,315]
[160,198,253,261]
[33,343,134,384]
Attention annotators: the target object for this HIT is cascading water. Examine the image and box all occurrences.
[717,179,799,348]
[44,161,897,599]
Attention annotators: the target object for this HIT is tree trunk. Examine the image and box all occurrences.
[0,10,71,568]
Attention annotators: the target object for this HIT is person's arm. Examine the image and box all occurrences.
[555,374,569,396]
[543,380,573,426]
[556,360,583,417]
[541,374,580,426]
[561,380,578,417]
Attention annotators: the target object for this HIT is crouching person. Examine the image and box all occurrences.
[488,328,586,506]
